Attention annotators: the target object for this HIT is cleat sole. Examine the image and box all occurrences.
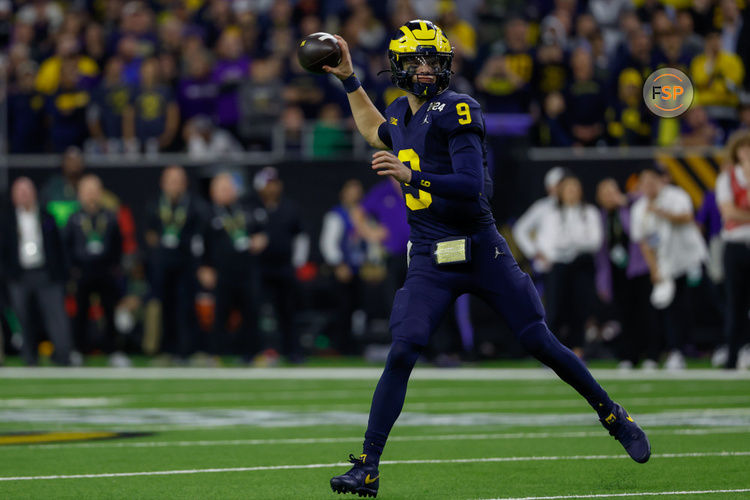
[330,479,377,497]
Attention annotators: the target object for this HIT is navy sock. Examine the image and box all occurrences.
[519,321,614,418]
[362,340,422,464]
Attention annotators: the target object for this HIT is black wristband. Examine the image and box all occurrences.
[342,73,361,93]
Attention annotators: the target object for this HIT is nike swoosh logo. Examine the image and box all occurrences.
[365,474,379,484]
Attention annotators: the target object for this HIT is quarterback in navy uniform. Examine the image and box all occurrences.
[325,21,650,498]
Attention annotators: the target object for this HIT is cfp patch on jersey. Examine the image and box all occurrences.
[432,236,471,265]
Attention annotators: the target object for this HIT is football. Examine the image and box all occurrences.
[297,32,341,74]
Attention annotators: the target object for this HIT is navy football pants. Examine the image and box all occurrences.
[363,227,612,461]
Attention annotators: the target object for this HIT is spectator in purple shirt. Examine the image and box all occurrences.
[356,178,412,335]
[212,28,251,137]
[358,179,477,360]
[696,188,726,294]
[116,35,143,87]
[696,190,723,242]
[177,50,218,122]
[595,179,657,368]
[359,178,410,294]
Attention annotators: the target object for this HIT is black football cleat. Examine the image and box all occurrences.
[330,453,379,498]
[600,403,651,463]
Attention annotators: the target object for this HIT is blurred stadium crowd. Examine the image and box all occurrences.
[1,0,750,369]
[2,0,750,154]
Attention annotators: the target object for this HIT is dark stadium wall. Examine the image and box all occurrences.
[8,150,705,255]
[495,157,648,220]
[488,140,707,222]
[8,159,377,261]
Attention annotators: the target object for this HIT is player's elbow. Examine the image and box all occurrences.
[365,135,383,149]
[365,128,388,149]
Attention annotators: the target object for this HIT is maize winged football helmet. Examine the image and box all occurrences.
[388,20,453,98]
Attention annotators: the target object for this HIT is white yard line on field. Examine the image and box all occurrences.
[3,393,749,410]
[1,367,749,380]
[0,451,749,482]
[11,426,750,450]
[478,489,750,500]
[0,397,125,408]
[4,408,750,429]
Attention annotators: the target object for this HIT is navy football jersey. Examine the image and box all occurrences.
[380,90,495,250]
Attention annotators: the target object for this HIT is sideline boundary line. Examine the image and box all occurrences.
[1,367,750,380]
[1,451,748,481]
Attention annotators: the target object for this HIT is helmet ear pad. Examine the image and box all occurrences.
[388,50,453,98]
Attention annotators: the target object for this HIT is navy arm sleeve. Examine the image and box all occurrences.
[377,121,393,149]
[408,130,484,200]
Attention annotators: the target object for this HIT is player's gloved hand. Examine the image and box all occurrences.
[322,35,354,81]
[371,151,412,183]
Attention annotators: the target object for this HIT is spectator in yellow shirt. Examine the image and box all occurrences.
[476,17,535,113]
[35,33,99,95]
[606,69,652,146]
[438,1,477,58]
[690,29,745,109]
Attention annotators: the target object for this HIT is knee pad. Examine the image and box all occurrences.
[385,340,422,373]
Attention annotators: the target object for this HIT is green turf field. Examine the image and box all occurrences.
[1,367,749,499]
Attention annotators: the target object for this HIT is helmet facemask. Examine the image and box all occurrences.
[389,51,453,99]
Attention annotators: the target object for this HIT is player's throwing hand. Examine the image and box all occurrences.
[371,151,412,183]
[322,35,354,80]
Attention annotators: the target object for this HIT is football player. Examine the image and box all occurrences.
[324,20,650,498]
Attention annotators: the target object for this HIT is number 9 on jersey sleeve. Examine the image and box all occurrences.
[456,102,472,125]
